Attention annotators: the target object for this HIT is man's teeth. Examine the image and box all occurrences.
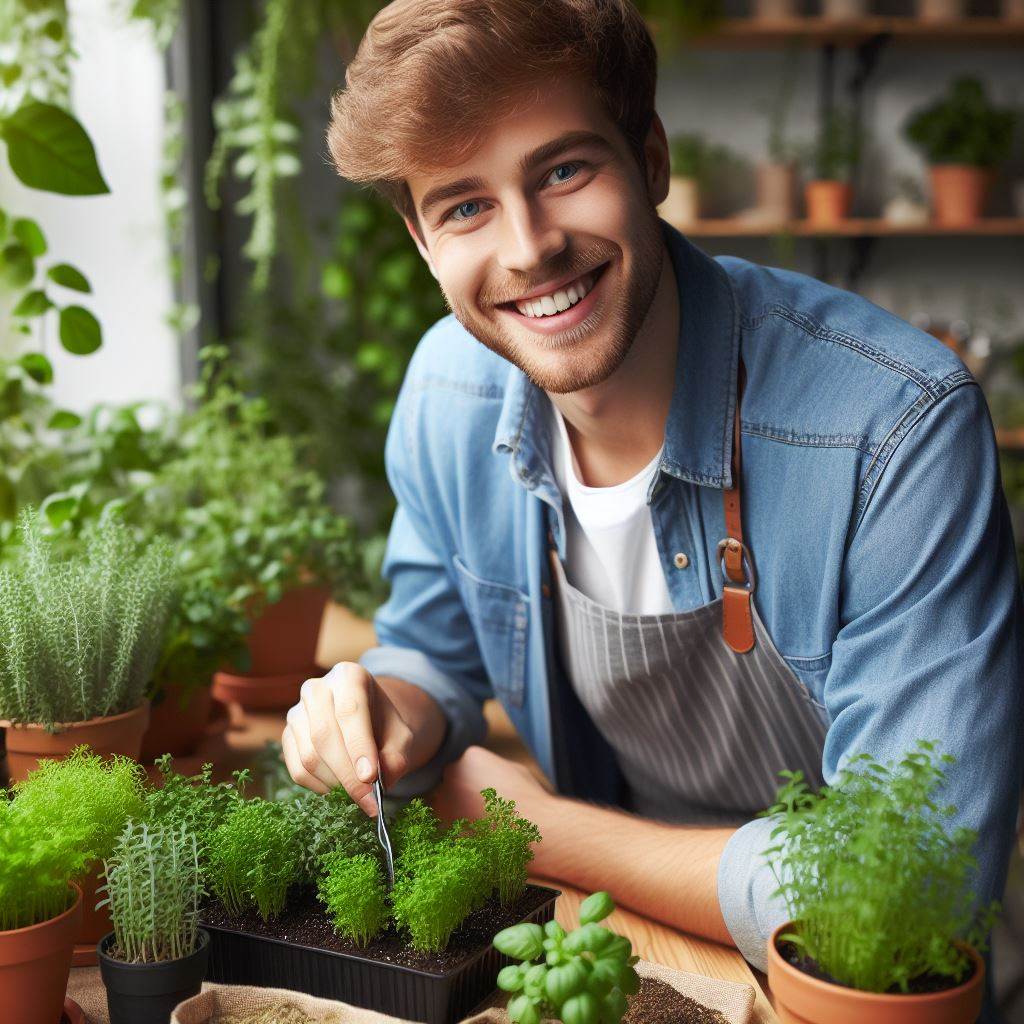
[514,270,595,318]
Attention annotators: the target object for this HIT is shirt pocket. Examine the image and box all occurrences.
[451,553,528,708]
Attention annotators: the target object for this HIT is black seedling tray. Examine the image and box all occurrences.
[202,883,559,1024]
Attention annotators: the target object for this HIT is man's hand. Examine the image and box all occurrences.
[282,662,442,817]
[429,744,555,827]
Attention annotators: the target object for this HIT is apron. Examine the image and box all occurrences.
[547,357,829,825]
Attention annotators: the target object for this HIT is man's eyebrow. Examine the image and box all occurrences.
[418,130,613,222]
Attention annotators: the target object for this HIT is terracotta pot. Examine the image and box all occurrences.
[804,180,852,226]
[822,0,868,17]
[64,996,85,1024]
[929,165,993,226]
[0,882,82,1024]
[1,700,151,784]
[768,922,985,1024]
[757,161,798,222]
[243,585,329,676]
[211,667,319,710]
[1003,0,1024,17]
[140,683,212,762]
[71,863,111,967]
[917,0,964,18]
[659,176,701,226]
[752,0,800,18]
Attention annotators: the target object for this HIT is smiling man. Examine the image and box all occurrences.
[282,0,1023,1010]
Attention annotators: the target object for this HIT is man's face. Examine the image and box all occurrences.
[404,77,669,394]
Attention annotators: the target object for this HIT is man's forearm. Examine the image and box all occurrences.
[374,674,448,772]
[531,794,736,947]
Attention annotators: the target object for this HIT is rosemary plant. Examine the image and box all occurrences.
[100,822,204,963]
[761,740,1000,994]
[0,506,178,726]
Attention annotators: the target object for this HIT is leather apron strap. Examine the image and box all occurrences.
[719,356,755,654]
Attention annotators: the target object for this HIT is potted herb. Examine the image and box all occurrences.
[903,77,1018,226]
[661,134,745,226]
[751,0,800,21]
[796,107,861,227]
[10,747,145,965]
[916,0,965,21]
[98,822,210,1024]
[0,775,91,1024]
[761,741,997,1024]
[750,50,801,224]
[199,793,556,1024]
[0,505,177,781]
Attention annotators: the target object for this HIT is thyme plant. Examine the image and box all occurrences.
[100,822,203,964]
[0,505,177,725]
[208,798,303,921]
[761,740,1000,993]
[316,852,389,947]
[286,787,379,884]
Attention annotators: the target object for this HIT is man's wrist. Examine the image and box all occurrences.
[374,673,448,771]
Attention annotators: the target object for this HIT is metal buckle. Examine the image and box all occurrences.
[716,538,757,593]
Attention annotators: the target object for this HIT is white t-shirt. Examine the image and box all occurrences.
[548,397,676,615]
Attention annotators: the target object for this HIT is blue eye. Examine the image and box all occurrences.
[450,200,483,222]
[442,161,584,223]
[548,162,580,183]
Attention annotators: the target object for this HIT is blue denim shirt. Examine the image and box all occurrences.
[360,218,1023,1011]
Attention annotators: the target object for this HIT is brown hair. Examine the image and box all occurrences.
[325,0,658,235]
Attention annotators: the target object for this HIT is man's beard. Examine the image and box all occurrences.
[441,207,665,395]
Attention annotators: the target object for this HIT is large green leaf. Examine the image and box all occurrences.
[1,102,111,195]
[59,305,102,354]
[47,262,91,292]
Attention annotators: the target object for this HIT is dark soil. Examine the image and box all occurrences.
[200,883,553,975]
[779,939,975,995]
[622,977,727,1024]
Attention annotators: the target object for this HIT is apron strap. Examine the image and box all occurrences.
[720,357,756,654]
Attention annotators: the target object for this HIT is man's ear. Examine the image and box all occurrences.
[404,216,438,280]
[644,111,671,208]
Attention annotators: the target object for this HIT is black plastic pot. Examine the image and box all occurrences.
[97,928,210,1024]
[204,884,559,1024]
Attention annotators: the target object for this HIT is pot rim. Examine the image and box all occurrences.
[0,698,150,733]
[97,926,210,971]
[0,881,82,940]
[768,921,985,1005]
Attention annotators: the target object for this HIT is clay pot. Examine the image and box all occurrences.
[245,585,329,676]
[804,180,853,226]
[63,997,85,1024]
[752,0,800,18]
[822,0,868,17]
[756,161,798,222]
[1003,0,1024,17]
[768,922,985,1024]
[917,0,964,18]
[211,666,320,710]
[0,882,82,1024]
[71,863,112,968]
[929,165,993,226]
[1,700,151,784]
[659,176,701,226]
[140,683,212,762]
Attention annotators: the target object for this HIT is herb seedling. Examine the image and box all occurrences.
[208,798,303,921]
[474,787,542,905]
[494,891,639,1024]
[287,787,379,884]
[316,853,389,947]
[761,739,1001,994]
[100,822,204,963]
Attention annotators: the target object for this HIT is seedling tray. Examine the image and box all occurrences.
[202,883,559,1024]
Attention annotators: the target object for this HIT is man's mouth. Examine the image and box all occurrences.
[495,261,610,334]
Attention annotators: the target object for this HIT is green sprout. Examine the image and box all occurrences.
[316,852,389,947]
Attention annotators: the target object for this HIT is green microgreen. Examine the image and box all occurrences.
[316,852,389,947]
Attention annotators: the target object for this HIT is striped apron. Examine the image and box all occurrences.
[547,358,829,825]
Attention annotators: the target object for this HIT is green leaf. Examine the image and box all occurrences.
[12,289,53,318]
[47,263,91,292]
[579,891,614,926]
[40,490,80,528]
[544,960,588,1004]
[493,922,544,962]
[59,305,102,354]
[1,243,35,288]
[12,217,46,256]
[1,102,111,195]
[564,923,614,956]
[497,964,524,992]
[47,409,82,430]
[18,352,53,383]
[561,991,599,1024]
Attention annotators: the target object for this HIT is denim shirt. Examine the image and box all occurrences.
[359,218,1023,1003]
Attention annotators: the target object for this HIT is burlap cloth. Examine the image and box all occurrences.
[70,957,754,1024]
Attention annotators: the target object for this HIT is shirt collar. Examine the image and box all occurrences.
[493,217,741,491]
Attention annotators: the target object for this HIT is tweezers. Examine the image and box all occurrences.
[373,776,395,888]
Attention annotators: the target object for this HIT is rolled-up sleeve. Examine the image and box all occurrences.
[718,379,1024,997]
[356,380,492,798]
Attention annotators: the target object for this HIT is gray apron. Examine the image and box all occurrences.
[547,357,829,825]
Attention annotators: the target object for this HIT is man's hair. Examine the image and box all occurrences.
[325,0,657,233]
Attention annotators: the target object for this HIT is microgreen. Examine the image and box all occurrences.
[390,797,442,876]
[494,891,639,1024]
[473,787,542,905]
[316,853,389,947]
[286,787,379,884]
[208,797,303,921]
[760,739,1001,994]
[99,821,204,963]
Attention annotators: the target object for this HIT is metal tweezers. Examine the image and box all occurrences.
[373,776,395,888]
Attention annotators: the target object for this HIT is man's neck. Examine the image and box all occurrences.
[547,248,679,488]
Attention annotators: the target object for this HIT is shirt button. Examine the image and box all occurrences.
[541,583,551,599]
[673,552,690,569]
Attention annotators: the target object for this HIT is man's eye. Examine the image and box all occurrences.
[448,200,484,222]
[546,161,581,184]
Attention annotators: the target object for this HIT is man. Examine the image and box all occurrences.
[283,0,1023,1011]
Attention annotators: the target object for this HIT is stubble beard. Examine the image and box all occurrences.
[442,206,665,395]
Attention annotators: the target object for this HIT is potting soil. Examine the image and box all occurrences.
[621,977,728,1024]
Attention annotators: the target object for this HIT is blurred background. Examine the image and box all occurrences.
[0,0,1022,1018]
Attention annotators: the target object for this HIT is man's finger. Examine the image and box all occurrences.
[375,699,415,789]
[282,722,329,794]
[300,676,358,794]
[326,663,380,789]
[285,703,343,791]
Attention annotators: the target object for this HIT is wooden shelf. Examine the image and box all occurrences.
[665,217,1024,238]
[675,16,1024,48]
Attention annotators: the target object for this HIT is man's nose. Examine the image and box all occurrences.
[496,197,567,275]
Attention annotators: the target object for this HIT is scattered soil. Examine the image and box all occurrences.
[778,940,975,995]
[200,883,553,975]
[622,977,728,1024]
